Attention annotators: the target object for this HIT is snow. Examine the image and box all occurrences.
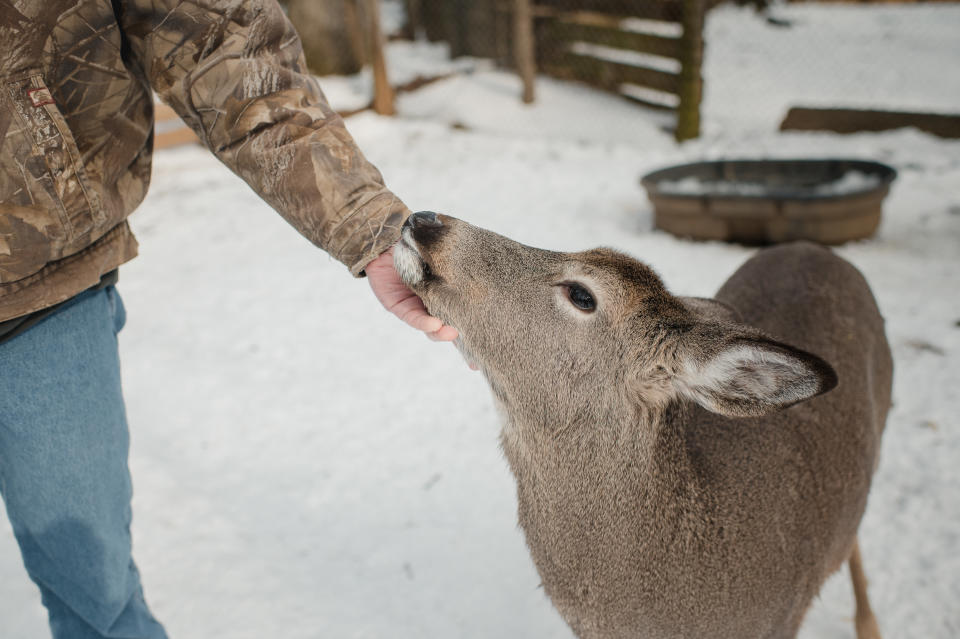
[320,40,484,113]
[811,170,883,196]
[2,3,959,639]
[620,17,683,38]
[379,0,408,37]
[654,170,884,197]
[569,41,683,74]
[703,4,960,133]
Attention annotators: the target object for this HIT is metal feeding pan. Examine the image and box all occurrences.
[640,159,897,245]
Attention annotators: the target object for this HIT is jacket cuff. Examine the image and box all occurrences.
[329,191,410,277]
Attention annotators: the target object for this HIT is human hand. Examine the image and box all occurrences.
[366,247,459,342]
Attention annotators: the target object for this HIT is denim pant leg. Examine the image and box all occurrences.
[0,286,167,639]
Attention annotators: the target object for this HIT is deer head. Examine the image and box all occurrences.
[395,213,837,434]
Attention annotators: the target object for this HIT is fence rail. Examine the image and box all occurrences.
[544,19,683,58]
[414,0,704,140]
[534,0,683,21]
[533,1,702,138]
[548,51,681,94]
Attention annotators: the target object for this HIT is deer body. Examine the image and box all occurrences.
[395,213,892,639]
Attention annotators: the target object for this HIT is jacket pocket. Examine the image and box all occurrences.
[0,73,105,284]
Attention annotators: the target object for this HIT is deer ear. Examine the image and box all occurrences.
[675,336,838,417]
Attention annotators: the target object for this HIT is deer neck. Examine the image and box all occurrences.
[499,397,701,522]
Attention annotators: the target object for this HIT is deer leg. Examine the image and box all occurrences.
[849,538,882,639]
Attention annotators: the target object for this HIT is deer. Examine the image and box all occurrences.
[394,212,892,639]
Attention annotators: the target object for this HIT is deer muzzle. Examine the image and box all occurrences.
[394,211,448,287]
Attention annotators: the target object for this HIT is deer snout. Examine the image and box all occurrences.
[395,212,448,287]
[404,211,447,250]
[404,211,442,229]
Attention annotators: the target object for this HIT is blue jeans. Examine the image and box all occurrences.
[0,286,167,639]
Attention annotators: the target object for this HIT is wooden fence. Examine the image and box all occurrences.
[415,0,705,141]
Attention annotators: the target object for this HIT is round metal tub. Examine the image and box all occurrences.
[640,159,897,245]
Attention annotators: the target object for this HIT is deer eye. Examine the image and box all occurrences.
[565,283,596,313]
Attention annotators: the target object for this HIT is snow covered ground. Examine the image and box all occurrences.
[2,3,959,638]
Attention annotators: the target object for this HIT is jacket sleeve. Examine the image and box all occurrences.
[117,0,409,275]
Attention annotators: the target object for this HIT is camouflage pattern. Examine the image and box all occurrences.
[0,0,409,321]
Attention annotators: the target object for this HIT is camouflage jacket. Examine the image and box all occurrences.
[0,0,409,322]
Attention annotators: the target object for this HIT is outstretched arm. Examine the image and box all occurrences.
[119,0,406,273]
[118,0,451,337]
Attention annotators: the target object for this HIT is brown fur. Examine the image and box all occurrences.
[395,214,892,639]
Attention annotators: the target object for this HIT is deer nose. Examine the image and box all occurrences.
[405,211,442,229]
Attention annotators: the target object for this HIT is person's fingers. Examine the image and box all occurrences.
[366,245,459,341]
[388,294,437,327]
[426,325,459,342]
[410,311,444,334]
[389,297,451,335]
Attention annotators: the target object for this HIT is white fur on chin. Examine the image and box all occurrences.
[393,231,424,286]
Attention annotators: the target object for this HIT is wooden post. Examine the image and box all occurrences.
[675,0,704,142]
[402,0,422,39]
[494,2,511,68]
[421,1,446,42]
[513,0,536,104]
[449,0,469,58]
[366,0,395,115]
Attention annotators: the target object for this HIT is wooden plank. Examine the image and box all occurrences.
[154,125,199,150]
[621,92,677,112]
[533,0,682,22]
[620,84,679,111]
[550,21,682,59]
[153,103,199,149]
[154,103,180,122]
[780,107,960,139]
[551,51,681,94]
